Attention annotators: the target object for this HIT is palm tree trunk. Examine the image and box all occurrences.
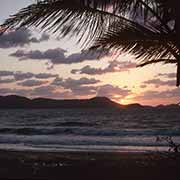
[175,2,180,87]
[177,60,180,87]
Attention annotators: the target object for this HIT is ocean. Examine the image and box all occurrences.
[0,107,179,152]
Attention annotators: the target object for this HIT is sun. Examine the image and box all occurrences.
[115,95,135,105]
[120,99,130,105]
[113,96,132,105]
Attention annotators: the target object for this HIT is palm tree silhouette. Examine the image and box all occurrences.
[2,0,180,86]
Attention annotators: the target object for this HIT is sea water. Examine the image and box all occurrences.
[0,107,179,152]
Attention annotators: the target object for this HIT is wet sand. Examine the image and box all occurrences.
[0,149,179,180]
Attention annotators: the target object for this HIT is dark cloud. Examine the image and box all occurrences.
[97,84,131,99]
[0,74,130,100]
[35,73,58,79]
[39,33,50,41]
[0,28,49,48]
[0,86,56,98]
[143,78,176,87]
[65,50,107,64]
[14,72,34,81]
[52,77,100,88]
[135,88,180,101]
[10,49,108,64]
[156,73,176,79]
[0,85,93,99]
[0,78,14,84]
[70,85,97,96]
[51,77,100,97]
[47,82,130,99]
[140,84,147,89]
[30,86,74,99]
[71,61,137,75]
[0,88,29,97]
[52,77,131,98]
[30,86,56,97]
[0,82,131,100]
[0,71,14,76]
[0,70,58,81]
[135,90,161,100]
[18,79,48,87]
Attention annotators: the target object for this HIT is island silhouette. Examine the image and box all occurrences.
[0,95,179,109]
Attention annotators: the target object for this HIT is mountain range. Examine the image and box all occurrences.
[0,95,179,109]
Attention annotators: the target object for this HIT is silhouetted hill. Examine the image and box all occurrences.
[122,103,144,109]
[0,95,121,109]
[0,95,179,109]
[0,95,30,108]
[156,104,180,109]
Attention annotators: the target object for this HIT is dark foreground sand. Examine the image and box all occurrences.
[0,149,179,180]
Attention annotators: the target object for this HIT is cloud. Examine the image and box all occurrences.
[0,71,14,76]
[14,72,34,81]
[0,88,29,97]
[0,86,58,98]
[0,70,58,81]
[135,88,180,101]
[30,86,74,99]
[71,61,137,75]
[52,77,131,99]
[0,78,14,84]
[140,85,147,89]
[18,79,48,87]
[70,85,97,96]
[0,83,131,100]
[39,33,50,41]
[52,77,100,88]
[97,84,131,99]
[143,78,176,87]
[0,86,68,99]
[34,73,58,79]
[51,77,101,97]
[10,49,108,64]
[0,28,49,48]
[0,74,131,101]
[156,73,176,79]
[30,86,56,97]
[43,83,130,99]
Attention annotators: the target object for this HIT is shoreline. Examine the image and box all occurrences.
[0,143,171,153]
[0,149,179,179]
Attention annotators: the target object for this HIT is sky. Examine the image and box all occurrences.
[0,0,179,106]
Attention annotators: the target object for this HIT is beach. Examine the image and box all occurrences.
[0,149,179,180]
[0,109,179,179]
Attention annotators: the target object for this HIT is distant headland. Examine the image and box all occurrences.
[0,95,179,109]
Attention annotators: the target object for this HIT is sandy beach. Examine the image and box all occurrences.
[0,150,179,180]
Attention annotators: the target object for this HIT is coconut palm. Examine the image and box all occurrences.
[1,0,180,86]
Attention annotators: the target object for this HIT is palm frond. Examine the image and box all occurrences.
[1,0,180,86]
[2,0,144,47]
[137,58,177,67]
[91,19,175,62]
[1,0,114,46]
[2,0,176,44]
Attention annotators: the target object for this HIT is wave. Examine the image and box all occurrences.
[55,122,95,127]
[0,143,170,153]
[0,135,177,148]
[0,127,180,136]
[10,121,96,127]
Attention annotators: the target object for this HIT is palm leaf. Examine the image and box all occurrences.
[1,0,125,46]
[91,19,175,61]
[2,0,175,43]
[137,59,177,67]
[1,0,180,85]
